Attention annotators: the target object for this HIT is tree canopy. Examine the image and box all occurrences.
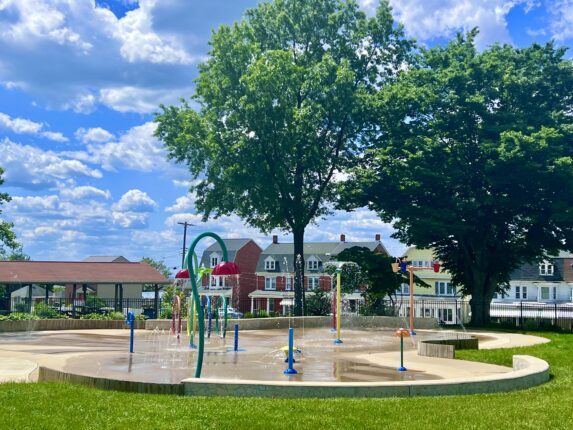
[140,257,172,279]
[155,0,413,315]
[0,167,18,259]
[342,31,573,325]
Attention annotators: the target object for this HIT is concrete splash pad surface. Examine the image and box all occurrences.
[0,328,547,385]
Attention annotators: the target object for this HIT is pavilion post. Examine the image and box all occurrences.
[119,283,124,314]
[114,284,119,311]
[154,284,159,319]
[27,284,33,313]
[72,284,77,318]
[44,284,50,304]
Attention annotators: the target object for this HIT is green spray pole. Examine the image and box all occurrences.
[183,232,234,379]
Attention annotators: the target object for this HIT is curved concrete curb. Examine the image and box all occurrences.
[418,336,479,359]
[37,355,549,398]
[0,358,38,383]
[38,367,183,394]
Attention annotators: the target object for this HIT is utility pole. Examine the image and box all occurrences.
[178,221,194,268]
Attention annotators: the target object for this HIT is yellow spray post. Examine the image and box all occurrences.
[335,267,343,344]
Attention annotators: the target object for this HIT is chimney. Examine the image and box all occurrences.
[272,235,278,244]
[340,234,346,242]
[375,234,381,241]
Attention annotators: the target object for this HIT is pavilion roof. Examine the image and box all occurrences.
[0,261,170,285]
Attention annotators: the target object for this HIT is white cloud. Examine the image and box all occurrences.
[40,131,68,142]
[548,0,573,40]
[68,122,171,172]
[75,127,114,144]
[117,2,193,65]
[10,195,60,212]
[0,112,42,134]
[165,195,194,213]
[111,211,149,228]
[0,112,68,142]
[113,189,157,212]
[386,0,533,48]
[98,86,193,113]
[0,138,102,189]
[59,185,111,200]
[0,0,202,113]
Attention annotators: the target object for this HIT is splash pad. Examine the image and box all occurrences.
[0,320,550,397]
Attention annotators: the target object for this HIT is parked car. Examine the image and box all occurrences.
[219,307,243,319]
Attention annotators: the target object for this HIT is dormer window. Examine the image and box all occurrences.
[264,257,276,271]
[307,256,320,271]
[210,252,221,268]
[539,262,554,276]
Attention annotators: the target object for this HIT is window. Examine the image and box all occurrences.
[285,276,292,291]
[308,277,320,290]
[436,282,455,296]
[209,275,224,289]
[210,253,220,268]
[515,286,527,300]
[265,258,275,271]
[539,262,554,276]
[412,260,431,268]
[438,308,453,323]
[307,257,319,271]
[400,283,409,295]
[265,277,276,291]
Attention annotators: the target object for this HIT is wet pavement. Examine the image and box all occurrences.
[1,328,440,383]
[0,327,544,384]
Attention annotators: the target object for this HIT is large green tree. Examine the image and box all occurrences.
[0,167,18,259]
[343,31,573,325]
[155,0,413,315]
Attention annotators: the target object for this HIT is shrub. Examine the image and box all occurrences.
[0,312,40,321]
[33,303,68,319]
[80,312,126,321]
[80,313,108,320]
[243,311,253,319]
[85,296,106,310]
[305,289,331,316]
[14,302,30,313]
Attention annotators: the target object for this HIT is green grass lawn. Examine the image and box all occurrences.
[1,332,571,430]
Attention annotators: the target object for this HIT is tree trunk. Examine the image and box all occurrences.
[293,227,305,316]
[469,280,496,326]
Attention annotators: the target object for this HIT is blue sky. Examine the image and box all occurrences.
[1,0,572,273]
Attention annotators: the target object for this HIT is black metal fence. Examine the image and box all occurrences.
[489,301,573,331]
[9,297,161,319]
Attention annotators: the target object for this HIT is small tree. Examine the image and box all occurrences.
[305,288,331,316]
[323,262,368,294]
[334,247,428,314]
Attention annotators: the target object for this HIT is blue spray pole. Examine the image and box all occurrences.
[125,311,135,353]
[284,327,298,375]
[207,296,212,339]
[234,324,239,352]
